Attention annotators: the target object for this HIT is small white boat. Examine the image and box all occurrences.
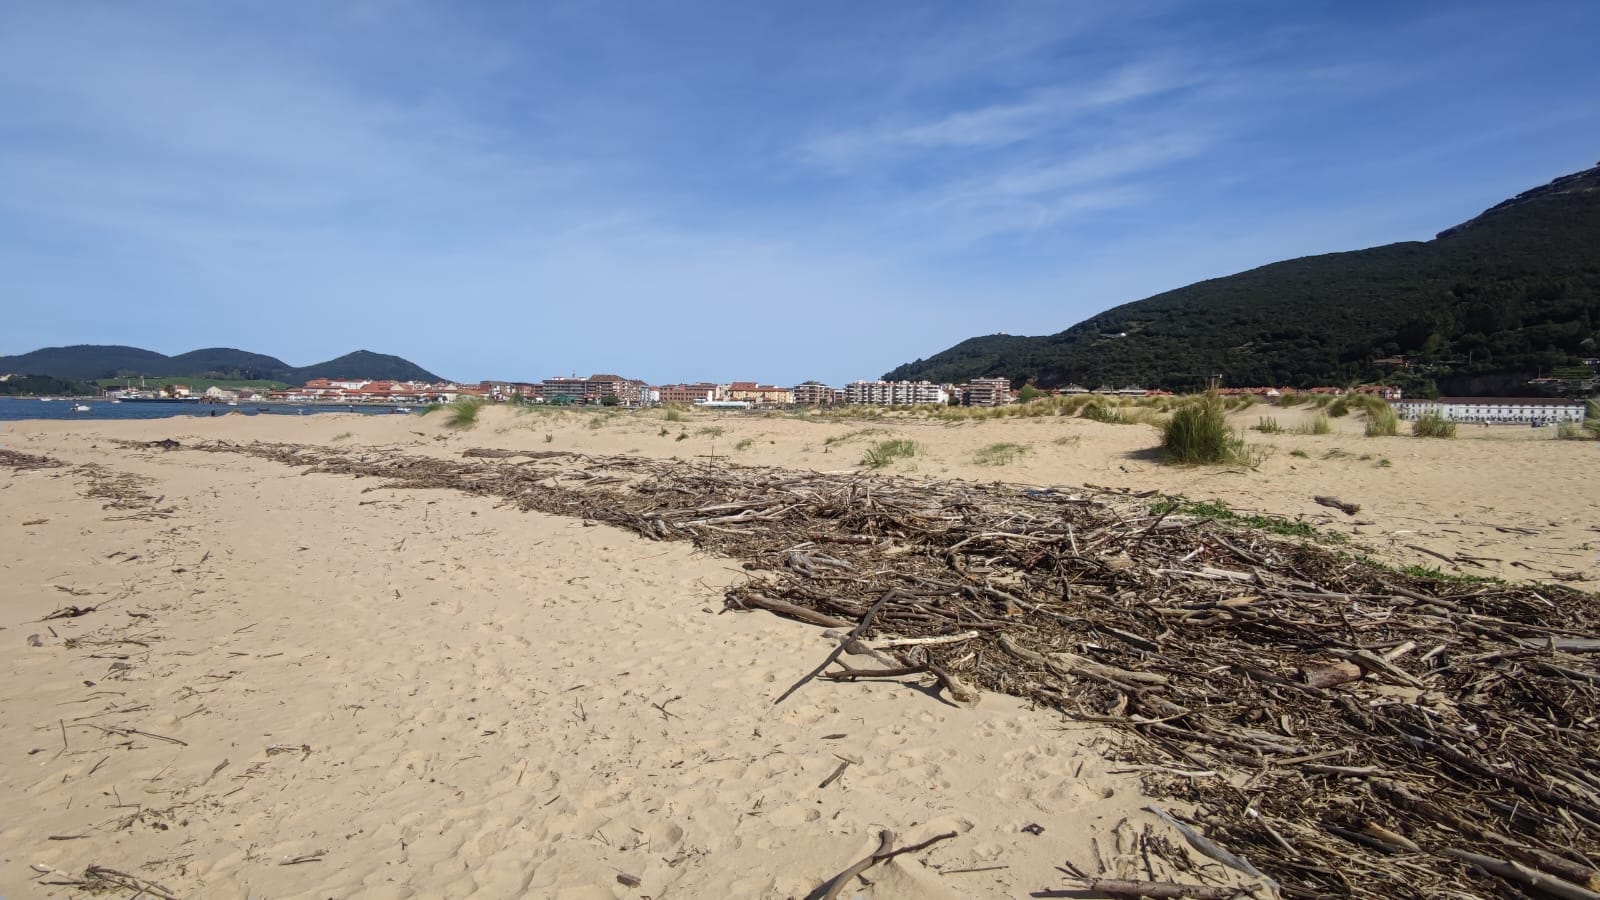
[73,404,92,412]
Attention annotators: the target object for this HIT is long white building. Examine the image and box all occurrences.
[1394,396,1585,425]
[843,380,949,406]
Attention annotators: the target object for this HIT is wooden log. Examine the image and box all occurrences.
[1313,495,1361,515]
[1299,659,1362,689]
[1443,849,1600,900]
[1062,879,1256,899]
[733,592,853,629]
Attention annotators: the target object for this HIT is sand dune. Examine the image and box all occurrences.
[1,404,1593,896]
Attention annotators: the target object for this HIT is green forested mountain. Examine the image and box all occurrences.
[0,345,443,384]
[886,163,1600,393]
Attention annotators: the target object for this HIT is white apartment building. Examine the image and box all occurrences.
[843,380,949,405]
[1394,396,1586,425]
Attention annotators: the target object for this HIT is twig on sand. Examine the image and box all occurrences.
[806,830,959,900]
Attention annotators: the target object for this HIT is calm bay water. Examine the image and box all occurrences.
[0,396,418,423]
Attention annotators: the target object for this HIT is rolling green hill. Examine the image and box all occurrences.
[886,163,1600,394]
[0,345,443,385]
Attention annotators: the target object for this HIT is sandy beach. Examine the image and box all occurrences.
[2,405,1596,898]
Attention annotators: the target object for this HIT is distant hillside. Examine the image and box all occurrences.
[290,351,440,383]
[0,345,443,384]
[886,163,1600,394]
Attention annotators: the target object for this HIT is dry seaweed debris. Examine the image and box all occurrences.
[190,440,1600,899]
[0,449,65,471]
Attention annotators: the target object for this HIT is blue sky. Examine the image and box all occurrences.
[3,1,1597,385]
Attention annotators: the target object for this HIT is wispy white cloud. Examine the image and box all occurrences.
[801,63,1191,167]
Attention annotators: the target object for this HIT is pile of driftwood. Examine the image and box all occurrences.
[191,441,1600,899]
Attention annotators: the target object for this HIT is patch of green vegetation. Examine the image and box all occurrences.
[734,438,754,451]
[1252,416,1284,434]
[861,438,919,469]
[675,430,688,442]
[443,397,484,430]
[544,433,554,443]
[1377,457,1393,467]
[824,428,888,446]
[1289,448,1309,458]
[1412,412,1457,438]
[664,406,688,422]
[1052,435,1080,447]
[972,442,1029,466]
[1327,396,1351,417]
[658,426,669,436]
[423,402,445,414]
[331,431,353,442]
[1396,564,1495,584]
[1151,497,1345,543]
[696,426,725,438]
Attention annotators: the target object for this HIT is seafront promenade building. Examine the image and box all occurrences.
[843,380,949,406]
[726,382,794,405]
[656,383,721,405]
[1394,396,1585,425]
[962,377,1012,406]
[791,381,842,405]
[537,375,646,406]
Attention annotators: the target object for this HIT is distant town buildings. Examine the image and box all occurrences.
[267,373,1445,413]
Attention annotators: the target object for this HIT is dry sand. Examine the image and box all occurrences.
[1,405,1594,897]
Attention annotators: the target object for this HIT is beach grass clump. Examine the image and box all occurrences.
[734,438,754,451]
[861,438,919,469]
[1160,392,1252,465]
[1363,404,1399,437]
[1296,414,1332,435]
[664,406,688,422]
[1327,396,1351,417]
[1081,399,1128,424]
[675,430,688,442]
[972,442,1029,466]
[443,397,485,430]
[1555,422,1592,440]
[1563,400,1600,440]
[1252,416,1283,434]
[696,426,725,438]
[1411,412,1456,438]
[331,431,353,442]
